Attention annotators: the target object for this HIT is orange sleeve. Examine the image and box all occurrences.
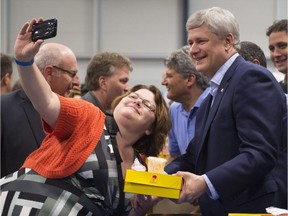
[22,95,106,178]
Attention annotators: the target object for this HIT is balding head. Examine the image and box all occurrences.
[35,43,76,72]
[34,43,78,96]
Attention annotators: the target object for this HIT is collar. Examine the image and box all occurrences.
[210,53,239,97]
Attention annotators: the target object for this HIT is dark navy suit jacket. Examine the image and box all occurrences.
[82,91,106,113]
[165,56,287,215]
[1,89,45,177]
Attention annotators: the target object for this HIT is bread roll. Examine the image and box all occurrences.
[147,156,167,173]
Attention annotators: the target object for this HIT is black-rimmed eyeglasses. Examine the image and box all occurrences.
[127,92,156,113]
[52,65,77,78]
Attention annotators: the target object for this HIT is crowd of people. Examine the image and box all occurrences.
[0,6,287,216]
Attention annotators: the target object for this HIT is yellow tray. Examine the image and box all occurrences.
[124,169,182,199]
[228,214,272,216]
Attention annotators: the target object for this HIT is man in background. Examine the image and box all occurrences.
[237,40,288,108]
[266,19,287,93]
[237,41,267,67]
[162,45,209,162]
[82,52,133,113]
[156,45,209,214]
[1,53,14,94]
[1,43,79,177]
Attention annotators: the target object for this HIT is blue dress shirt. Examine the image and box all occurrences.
[168,88,210,156]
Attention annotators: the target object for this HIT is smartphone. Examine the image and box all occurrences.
[32,18,57,42]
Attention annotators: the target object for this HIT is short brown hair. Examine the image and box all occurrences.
[85,52,133,91]
[1,53,13,79]
[266,19,287,36]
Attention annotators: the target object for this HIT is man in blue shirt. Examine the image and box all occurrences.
[162,46,210,162]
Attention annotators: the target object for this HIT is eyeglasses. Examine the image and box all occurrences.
[127,92,156,113]
[52,65,77,78]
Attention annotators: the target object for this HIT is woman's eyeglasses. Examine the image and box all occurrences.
[127,92,156,113]
[52,65,77,78]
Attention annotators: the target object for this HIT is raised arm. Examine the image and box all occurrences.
[14,18,60,128]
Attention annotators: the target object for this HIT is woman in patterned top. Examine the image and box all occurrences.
[0,18,171,216]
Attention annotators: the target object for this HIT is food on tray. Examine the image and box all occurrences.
[131,158,146,172]
[147,156,167,173]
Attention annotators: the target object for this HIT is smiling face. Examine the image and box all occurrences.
[113,89,156,136]
[268,31,288,75]
[162,68,191,102]
[187,24,231,78]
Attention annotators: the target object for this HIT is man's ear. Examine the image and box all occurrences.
[187,74,196,87]
[1,73,10,85]
[43,65,54,82]
[1,73,8,86]
[224,33,234,51]
[99,76,107,90]
[252,59,261,65]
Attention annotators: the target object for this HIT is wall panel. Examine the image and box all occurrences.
[1,0,286,87]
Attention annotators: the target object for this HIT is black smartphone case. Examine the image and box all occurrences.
[32,18,57,42]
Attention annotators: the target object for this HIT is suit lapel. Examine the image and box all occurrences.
[82,91,106,113]
[19,90,45,147]
[195,56,243,158]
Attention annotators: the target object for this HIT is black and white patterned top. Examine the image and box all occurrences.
[0,123,133,216]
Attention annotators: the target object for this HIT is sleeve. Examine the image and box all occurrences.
[22,95,106,178]
[168,104,181,156]
[168,129,181,156]
[165,150,195,174]
[206,67,286,201]
[42,96,100,137]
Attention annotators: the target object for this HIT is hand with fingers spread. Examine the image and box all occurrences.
[14,17,61,128]
[14,18,44,63]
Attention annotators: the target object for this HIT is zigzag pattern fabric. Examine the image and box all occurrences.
[0,127,133,215]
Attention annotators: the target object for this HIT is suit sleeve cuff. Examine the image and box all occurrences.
[202,174,219,200]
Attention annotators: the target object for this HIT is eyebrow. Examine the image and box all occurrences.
[134,92,154,102]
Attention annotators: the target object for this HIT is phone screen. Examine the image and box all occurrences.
[32,18,57,42]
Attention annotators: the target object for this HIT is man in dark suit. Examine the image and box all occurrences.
[1,43,79,177]
[164,7,287,215]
